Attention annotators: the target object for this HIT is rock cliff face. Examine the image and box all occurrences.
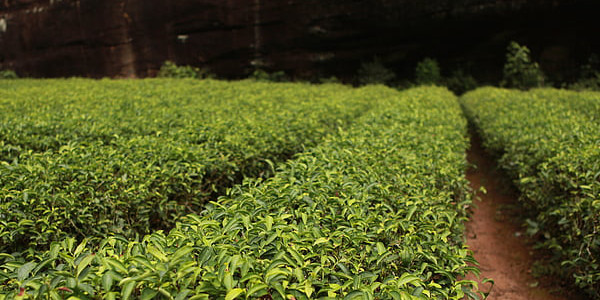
[1,0,598,81]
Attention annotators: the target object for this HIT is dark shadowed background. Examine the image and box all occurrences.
[1,0,598,83]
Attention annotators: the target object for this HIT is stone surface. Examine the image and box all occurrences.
[1,0,598,81]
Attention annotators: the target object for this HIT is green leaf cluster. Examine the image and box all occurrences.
[461,87,600,297]
[1,86,478,299]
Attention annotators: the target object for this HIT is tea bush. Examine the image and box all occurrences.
[0,79,375,252]
[461,87,600,297]
[0,86,479,299]
[528,88,600,121]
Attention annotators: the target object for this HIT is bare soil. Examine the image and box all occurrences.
[464,135,571,300]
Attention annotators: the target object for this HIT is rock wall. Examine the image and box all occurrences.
[1,0,598,81]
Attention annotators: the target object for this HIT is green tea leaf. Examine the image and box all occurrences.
[224,288,244,300]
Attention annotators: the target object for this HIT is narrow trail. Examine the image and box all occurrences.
[464,134,568,300]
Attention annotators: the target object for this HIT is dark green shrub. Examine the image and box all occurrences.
[357,57,396,85]
[415,58,441,85]
[318,76,341,84]
[569,54,600,91]
[249,69,289,82]
[568,73,600,91]
[580,54,599,79]
[501,41,544,89]
[157,61,213,79]
[444,69,478,95]
[0,69,18,79]
[394,79,416,91]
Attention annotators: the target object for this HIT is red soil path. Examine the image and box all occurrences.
[464,136,569,300]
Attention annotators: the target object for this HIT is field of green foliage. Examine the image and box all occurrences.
[0,81,478,299]
[0,79,381,252]
[5,78,599,299]
[462,87,600,298]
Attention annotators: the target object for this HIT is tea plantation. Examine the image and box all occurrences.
[0,81,480,299]
[462,87,600,298]
[3,79,600,299]
[0,79,382,252]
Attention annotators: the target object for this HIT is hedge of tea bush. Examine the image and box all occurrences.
[0,79,385,252]
[528,88,600,122]
[0,86,478,299]
[461,87,600,297]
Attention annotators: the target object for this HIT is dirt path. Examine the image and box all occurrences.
[464,134,568,300]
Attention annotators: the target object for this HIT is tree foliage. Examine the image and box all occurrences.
[501,41,544,89]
